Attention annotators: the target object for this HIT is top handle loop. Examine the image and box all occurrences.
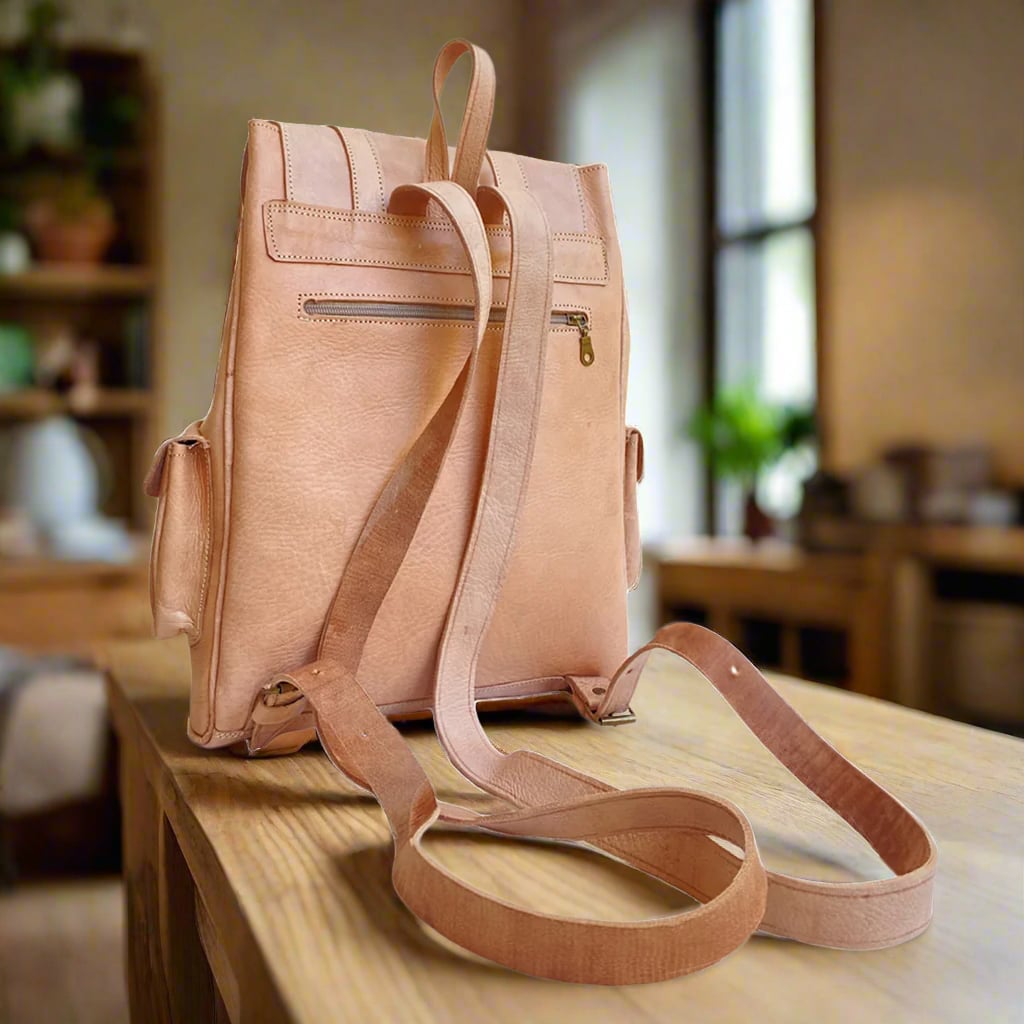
[423,39,496,191]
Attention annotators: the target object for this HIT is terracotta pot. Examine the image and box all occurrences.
[27,217,116,265]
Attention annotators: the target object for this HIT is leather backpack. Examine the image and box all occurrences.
[145,39,936,983]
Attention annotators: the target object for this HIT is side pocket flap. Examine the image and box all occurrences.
[149,432,212,643]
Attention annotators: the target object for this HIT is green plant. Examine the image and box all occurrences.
[687,386,815,489]
[47,173,112,222]
[0,1,66,89]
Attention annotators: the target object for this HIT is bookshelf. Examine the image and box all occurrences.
[0,45,159,652]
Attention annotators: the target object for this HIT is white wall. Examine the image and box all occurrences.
[553,3,706,540]
[62,0,523,435]
[821,0,1024,483]
[550,2,705,644]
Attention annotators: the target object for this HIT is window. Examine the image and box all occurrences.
[711,0,818,532]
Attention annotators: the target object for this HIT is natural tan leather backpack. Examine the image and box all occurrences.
[146,39,935,983]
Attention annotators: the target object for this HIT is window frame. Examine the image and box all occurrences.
[700,0,826,533]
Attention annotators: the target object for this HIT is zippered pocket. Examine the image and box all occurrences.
[301,299,595,367]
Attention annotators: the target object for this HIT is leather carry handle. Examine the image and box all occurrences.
[423,38,496,189]
[266,182,936,981]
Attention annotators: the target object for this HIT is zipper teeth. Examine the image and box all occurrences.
[302,299,579,326]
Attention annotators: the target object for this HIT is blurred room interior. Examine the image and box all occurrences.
[0,0,1020,1020]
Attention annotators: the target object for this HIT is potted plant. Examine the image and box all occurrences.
[23,171,115,263]
[688,387,815,541]
[0,1,81,156]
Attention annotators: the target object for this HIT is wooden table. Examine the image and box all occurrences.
[105,637,1024,1024]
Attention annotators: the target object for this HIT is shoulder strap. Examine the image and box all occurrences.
[267,182,936,982]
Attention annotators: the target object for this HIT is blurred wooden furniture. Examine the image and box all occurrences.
[885,525,1024,729]
[0,557,149,655]
[105,637,1023,1023]
[648,539,889,698]
[0,47,159,655]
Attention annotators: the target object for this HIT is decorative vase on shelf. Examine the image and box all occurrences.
[743,488,775,543]
[2,415,133,561]
[0,232,31,274]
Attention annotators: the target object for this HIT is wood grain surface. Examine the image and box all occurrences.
[105,637,1024,1024]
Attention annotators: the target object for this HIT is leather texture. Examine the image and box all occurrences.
[147,422,211,643]
[148,38,936,983]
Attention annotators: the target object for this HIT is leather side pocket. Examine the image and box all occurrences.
[624,426,644,591]
[146,427,212,643]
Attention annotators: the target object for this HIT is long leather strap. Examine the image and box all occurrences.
[267,182,936,982]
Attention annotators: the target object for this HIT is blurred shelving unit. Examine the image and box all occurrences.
[0,45,159,652]
[648,525,1024,735]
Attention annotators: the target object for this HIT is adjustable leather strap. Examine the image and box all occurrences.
[273,181,936,981]
[407,180,936,954]
[268,182,772,982]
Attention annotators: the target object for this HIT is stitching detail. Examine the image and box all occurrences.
[335,127,360,209]
[249,119,281,134]
[193,444,213,647]
[571,164,590,232]
[267,200,605,242]
[264,202,609,283]
[211,729,246,740]
[327,125,354,207]
[362,130,386,211]
[279,122,295,201]
[486,150,501,188]
[300,317,513,328]
[512,153,530,190]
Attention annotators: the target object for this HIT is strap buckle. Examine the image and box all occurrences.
[598,708,636,726]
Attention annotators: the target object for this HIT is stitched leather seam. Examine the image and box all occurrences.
[161,443,211,645]
[300,318,515,328]
[765,872,935,900]
[570,164,590,232]
[206,249,244,745]
[194,444,213,647]
[363,130,386,211]
[329,125,355,208]
[486,151,500,187]
[211,728,246,740]
[336,127,360,209]
[272,250,606,283]
[512,153,530,190]
[265,204,609,283]
[267,200,606,243]
[279,123,295,201]
[607,832,931,905]
[249,119,281,134]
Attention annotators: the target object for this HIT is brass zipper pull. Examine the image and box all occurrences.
[567,314,594,367]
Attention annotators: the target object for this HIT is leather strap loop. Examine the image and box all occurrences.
[423,39,496,190]
[271,177,937,981]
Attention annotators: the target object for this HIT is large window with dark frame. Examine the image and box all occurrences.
[711,0,818,533]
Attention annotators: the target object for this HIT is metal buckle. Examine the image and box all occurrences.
[598,708,636,726]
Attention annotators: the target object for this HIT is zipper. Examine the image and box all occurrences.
[302,299,595,367]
